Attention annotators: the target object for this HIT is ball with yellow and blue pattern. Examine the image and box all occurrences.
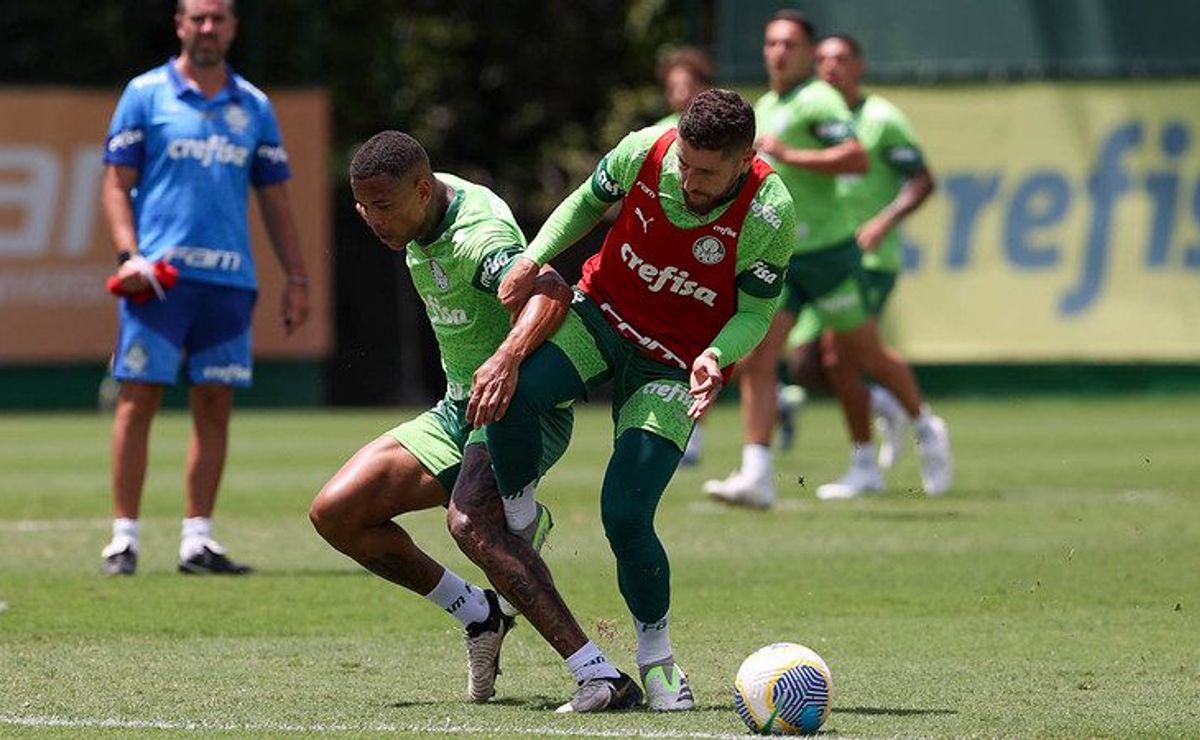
[733,642,832,735]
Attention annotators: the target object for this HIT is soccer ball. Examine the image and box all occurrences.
[733,642,832,735]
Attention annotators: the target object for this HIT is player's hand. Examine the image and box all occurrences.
[468,349,520,428]
[282,282,310,334]
[687,350,724,420]
[113,257,153,294]
[497,256,539,314]
[856,217,890,252]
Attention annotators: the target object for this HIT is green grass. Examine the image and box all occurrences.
[1,397,1198,738]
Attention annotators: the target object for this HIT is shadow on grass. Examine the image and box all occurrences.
[837,706,957,716]
[854,509,964,522]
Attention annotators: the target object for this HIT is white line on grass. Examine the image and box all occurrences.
[0,518,107,533]
[0,714,748,739]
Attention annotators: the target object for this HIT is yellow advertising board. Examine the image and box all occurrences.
[0,89,331,363]
[871,81,1200,361]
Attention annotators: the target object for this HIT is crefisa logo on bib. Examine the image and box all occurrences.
[692,236,725,265]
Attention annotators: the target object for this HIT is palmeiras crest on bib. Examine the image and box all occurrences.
[223,104,250,135]
[429,259,450,291]
[692,235,726,265]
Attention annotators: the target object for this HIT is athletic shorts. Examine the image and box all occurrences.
[542,293,695,451]
[387,392,574,494]
[113,280,257,387]
[781,238,870,332]
[786,268,898,347]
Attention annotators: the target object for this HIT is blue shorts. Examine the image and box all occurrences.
[113,281,258,387]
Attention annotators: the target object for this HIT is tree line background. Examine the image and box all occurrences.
[1,0,713,403]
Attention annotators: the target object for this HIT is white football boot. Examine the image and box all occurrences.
[640,659,695,711]
[816,453,885,500]
[915,414,953,496]
[703,470,776,509]
[870,385,909,470]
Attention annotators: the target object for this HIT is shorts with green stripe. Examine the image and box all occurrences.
[544,293,695,451]
[386,392,573,494]
[782,238,870,332]
[786,267,898,347]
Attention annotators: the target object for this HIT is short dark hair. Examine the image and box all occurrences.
[678,89,756,156]
[766,9,816,42]
[350,131,430,181]
[657,46,715,86]
[176,0,237,17]
[820,33,863,58]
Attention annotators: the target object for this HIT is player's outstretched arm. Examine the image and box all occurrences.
[857,166,936,250]
[468,268,572,428]
[759,135,867,174]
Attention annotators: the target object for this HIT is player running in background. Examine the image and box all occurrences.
[308,130,577,703]
[704,9,951,507]
[450,89,794,712]
[655,46,714,127]
[794,33,950,497]
[100,0,310,576]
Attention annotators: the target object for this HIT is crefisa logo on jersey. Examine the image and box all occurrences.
[223,104,250,135]
[429,259,450,291]
[692,235,726,265]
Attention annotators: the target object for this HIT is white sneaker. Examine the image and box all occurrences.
[915,415,953,496]
[640,659,695,711]
[816,459,885,500]
[875,413,908,471]
[704,470,776,509]
[465,590,515,702]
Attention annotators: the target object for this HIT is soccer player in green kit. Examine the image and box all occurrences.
[308,131,583,704]
[705,9,952,506]
[797,33,950,497]
[450,89,795,712]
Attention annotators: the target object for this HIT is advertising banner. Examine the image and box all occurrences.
[877,81,1200,361]
[0,89,331,363]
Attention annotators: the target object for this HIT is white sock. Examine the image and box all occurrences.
[103,517,139,557]
[424,568,491,627]
[180,516,215,560]
[852,442,878,466]
[635,614,673,667]
[566,640,620,683]
[502,482,538,532]
[869,384,906,422]
[741,443,772,482]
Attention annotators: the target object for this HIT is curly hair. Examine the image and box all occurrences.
[350,130,430,181]
[678,89,756,156]
[656,46,715,86]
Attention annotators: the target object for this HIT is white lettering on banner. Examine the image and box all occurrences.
[164,245,242,272]
[0,144,103,258]
[166,136,250,168]
[0,267,111,306]
[598,301,687,369]
[618,242,718,306]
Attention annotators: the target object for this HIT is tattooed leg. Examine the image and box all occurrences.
[449,442,589,659]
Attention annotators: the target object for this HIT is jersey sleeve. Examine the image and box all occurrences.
[250,98,292,188]
[879,107,926,177]
[803,87,856,147]
[104,82,147,170]
[705,176,795,365]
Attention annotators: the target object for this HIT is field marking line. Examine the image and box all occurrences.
[0,713,748,739]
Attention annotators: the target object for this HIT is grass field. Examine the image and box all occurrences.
[2,396,1198,738]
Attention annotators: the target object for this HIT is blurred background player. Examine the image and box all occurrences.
[100,0,310,575]
[655,46,714,127]
[308,130,577,703]
[795,33,949,498]
[654,45,715,464]
[454,89,793,712]
[704,9,951,508]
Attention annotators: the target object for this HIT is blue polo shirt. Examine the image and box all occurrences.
[103,59,291,290]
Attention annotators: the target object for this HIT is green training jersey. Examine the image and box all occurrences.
[404,173,524,401]
[839,94,926,273]
[755,78,858,254]
[527,125,794,366]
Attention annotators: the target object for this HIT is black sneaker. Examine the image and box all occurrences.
[101,545,137,576]
[465,589,516,702]
[178,545,253,575]
[555,670,644,713]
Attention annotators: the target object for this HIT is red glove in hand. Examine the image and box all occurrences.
[106,258,179,304]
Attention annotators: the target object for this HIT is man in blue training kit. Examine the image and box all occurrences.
[100,0,310,575]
